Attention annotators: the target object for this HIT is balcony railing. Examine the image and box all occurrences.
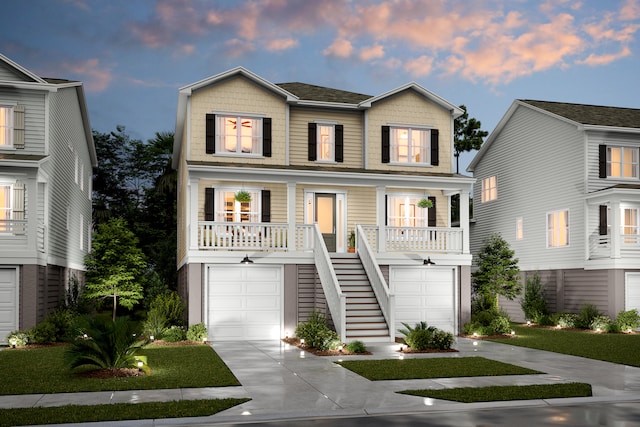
[0,219,27,235]
[198,222,315,251]
[360,225,463,253]
[589,234,640,259]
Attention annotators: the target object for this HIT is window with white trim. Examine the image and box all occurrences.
[516,217,524,240]
[547,209,569,248]
[216,190,260,223]
[216,115,262,155]
[481,176,497,202]
[0,183,12,232]
[0,106,13,147]
[607,146,639,179]
[317,124,335,161]
[622,208,639,244]
[387,195,427,227]
[391,127,430,164]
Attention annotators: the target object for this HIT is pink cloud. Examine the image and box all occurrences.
[62,59,112,92]
[359,44,384,61]
[404,55,434,77]
[266,38,299,51]
[578,46,632,65]
[323,38,353,58]
[224,39,255,58]
[621,0,640,20]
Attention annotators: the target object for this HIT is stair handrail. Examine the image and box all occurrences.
[356,224,395,341]
[312,224,346,340]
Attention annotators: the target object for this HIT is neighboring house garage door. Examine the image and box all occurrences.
[625,273,640,313]
[391,266,456,334]
[0,268,18,344]
[206,265,282,341]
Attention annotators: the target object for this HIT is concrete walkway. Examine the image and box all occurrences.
[2,337,640,426]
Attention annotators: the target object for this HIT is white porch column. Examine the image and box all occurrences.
[460,189,470,254]
[376,185,386,253]
[287,182,296,250]
[25,175,38,253]
[189,177,199,251]
[611,199,621,259]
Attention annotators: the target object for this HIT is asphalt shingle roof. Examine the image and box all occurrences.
[521,100,640,129]
[276,82,372,104]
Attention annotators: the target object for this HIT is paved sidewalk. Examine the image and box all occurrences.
[2,337,640,426]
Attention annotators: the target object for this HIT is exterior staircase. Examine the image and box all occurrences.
[330,253,390,342]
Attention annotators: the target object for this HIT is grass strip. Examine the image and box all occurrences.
[336,357,541,381]
[0,345,240,395]
[400,382,592,403]
[489,326,640,367]
[0,398,250,427]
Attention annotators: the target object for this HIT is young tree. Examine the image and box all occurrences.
[84,218,147,320]
[454,105,488,174]
[472,233,521,310]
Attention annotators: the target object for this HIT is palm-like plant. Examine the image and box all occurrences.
[65,316,145,370]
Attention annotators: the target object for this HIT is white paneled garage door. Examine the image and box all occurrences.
[0,268,18,344]
[625,273,640,312]
[391,266,456,334]
[207,265,282,341]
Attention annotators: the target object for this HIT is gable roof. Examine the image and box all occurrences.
[360,82,464,118]
[468,99,640,172]
[276,82,371,104]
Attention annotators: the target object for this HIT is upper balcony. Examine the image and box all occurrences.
[589,233,640,260]
[0,219,45,253]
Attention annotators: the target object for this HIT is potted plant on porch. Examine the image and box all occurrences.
[348,230,356,253]
[235,190,252,203]
[417,198,433,209]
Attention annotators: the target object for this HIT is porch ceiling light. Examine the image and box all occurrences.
[423,257,435,266]
[240,254,254,264]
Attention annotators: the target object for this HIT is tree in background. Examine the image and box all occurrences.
[454,105,488,174]
[84,218,147,320]
[472,233,521,310]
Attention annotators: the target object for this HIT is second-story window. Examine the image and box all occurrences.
[217,116,262,155]
[0,183,12,232]
[623,208,639,244]
[481,176,497,202]
[607,146,639,179]
[547,209,569,248]
[308,123,343,162]
[0,106,13,147]
[317,125,334,161]
[391,127,429,164]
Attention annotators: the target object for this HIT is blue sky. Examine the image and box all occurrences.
[2,0,640,174]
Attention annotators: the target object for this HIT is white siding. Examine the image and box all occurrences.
[586,131,640,193]
[0,88,46,154]
[471,105,586,271]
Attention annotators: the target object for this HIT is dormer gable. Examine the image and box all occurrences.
[0,53,47,83]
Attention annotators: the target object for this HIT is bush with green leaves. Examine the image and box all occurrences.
[398,322,454,350]
[186,323,208,342]
[6,331,29,346]
[295,311,340,351]
[430,329,455,349]
[589,315,612,332]
[520,273,549,323]
[162,325,186,342]
[142,307,168,339]
[554,313,578,328]
[576,304,602,329]
[462,309,511,336]
[149,292,185,327]
[614,309,640,332]
[65,315,144,370]
[345,340,367,354]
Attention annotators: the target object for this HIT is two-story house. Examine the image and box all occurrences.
[468,100,640,321]
[0,54,96,343]
[173,67,474,342]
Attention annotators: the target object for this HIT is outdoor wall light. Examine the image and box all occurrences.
[240,254,254,264]
[423,257,436,266]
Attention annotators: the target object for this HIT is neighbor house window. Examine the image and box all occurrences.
[547,209,569,247]
[0,106,13,147]
[607,146,639,179]
[216,115,262,155]
[217,190,260,223]
[481,176,497,202]
[387,196,427,227]
[391,127,429,164]
[622,208,639,244]
[516,217,524,240]
[0,184,12,232]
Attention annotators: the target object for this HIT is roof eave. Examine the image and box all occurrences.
[0,53,47,84]
[581,124,640,134]
[359,82,463,117]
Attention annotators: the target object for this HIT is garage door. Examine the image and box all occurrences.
[391,266,456,335]
[625,273,640,312]
[207,265,282,341]
[0,268,18,344]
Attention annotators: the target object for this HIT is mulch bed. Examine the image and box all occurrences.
[282,338,372,356]
[77,367,145,379]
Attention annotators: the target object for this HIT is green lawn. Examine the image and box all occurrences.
[489,325,640,367]
[336,357,541,381]
[400,383,592,403]
[0,344,240,394]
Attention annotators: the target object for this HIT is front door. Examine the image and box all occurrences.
[315,193,336,252]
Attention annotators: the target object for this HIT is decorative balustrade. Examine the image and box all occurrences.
[198,222,316,251]
[0,219,27,235]
[589,233,640,259]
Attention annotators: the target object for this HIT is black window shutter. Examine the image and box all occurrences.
[599,205,608,235]
[206,114,215,154]
[428,196,437,227]
[431,129,439,166]
[308,123,317,161]
[262,117,272,157]
[384,195,388,226]
[261,190,271,223]
[205,188,215,221]
[381,126,390,163]
[599,145,607,178]
[335,124,344,162]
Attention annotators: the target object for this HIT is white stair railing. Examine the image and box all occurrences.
[356,224,394,341]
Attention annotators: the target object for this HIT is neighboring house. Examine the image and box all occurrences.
[468,100,640,321]
[0,54,96,343]
[172,67,474,342]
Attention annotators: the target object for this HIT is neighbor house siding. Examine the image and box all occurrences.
[188,75,287,165]
[470,105,585,271]
[586,131,640,193]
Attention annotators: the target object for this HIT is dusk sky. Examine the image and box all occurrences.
[2,0,640,174]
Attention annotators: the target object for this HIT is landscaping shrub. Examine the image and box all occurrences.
[430,329,455,350]
[576,304,602,329]
[346,340,367,354]
[520,273,549,323]
[149,292,185,327]
[462,309,511,336]
[554,313,578,328]
[6,330,29,346]
[186,323,208,342]
[143,308,168,339]
[589,315,611,332]
[28,321,57,344]
[614,309,640,332]
[162,326,186,342]
[489,316,511,335]
[399,322,454,350]
[295,311,340,351]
